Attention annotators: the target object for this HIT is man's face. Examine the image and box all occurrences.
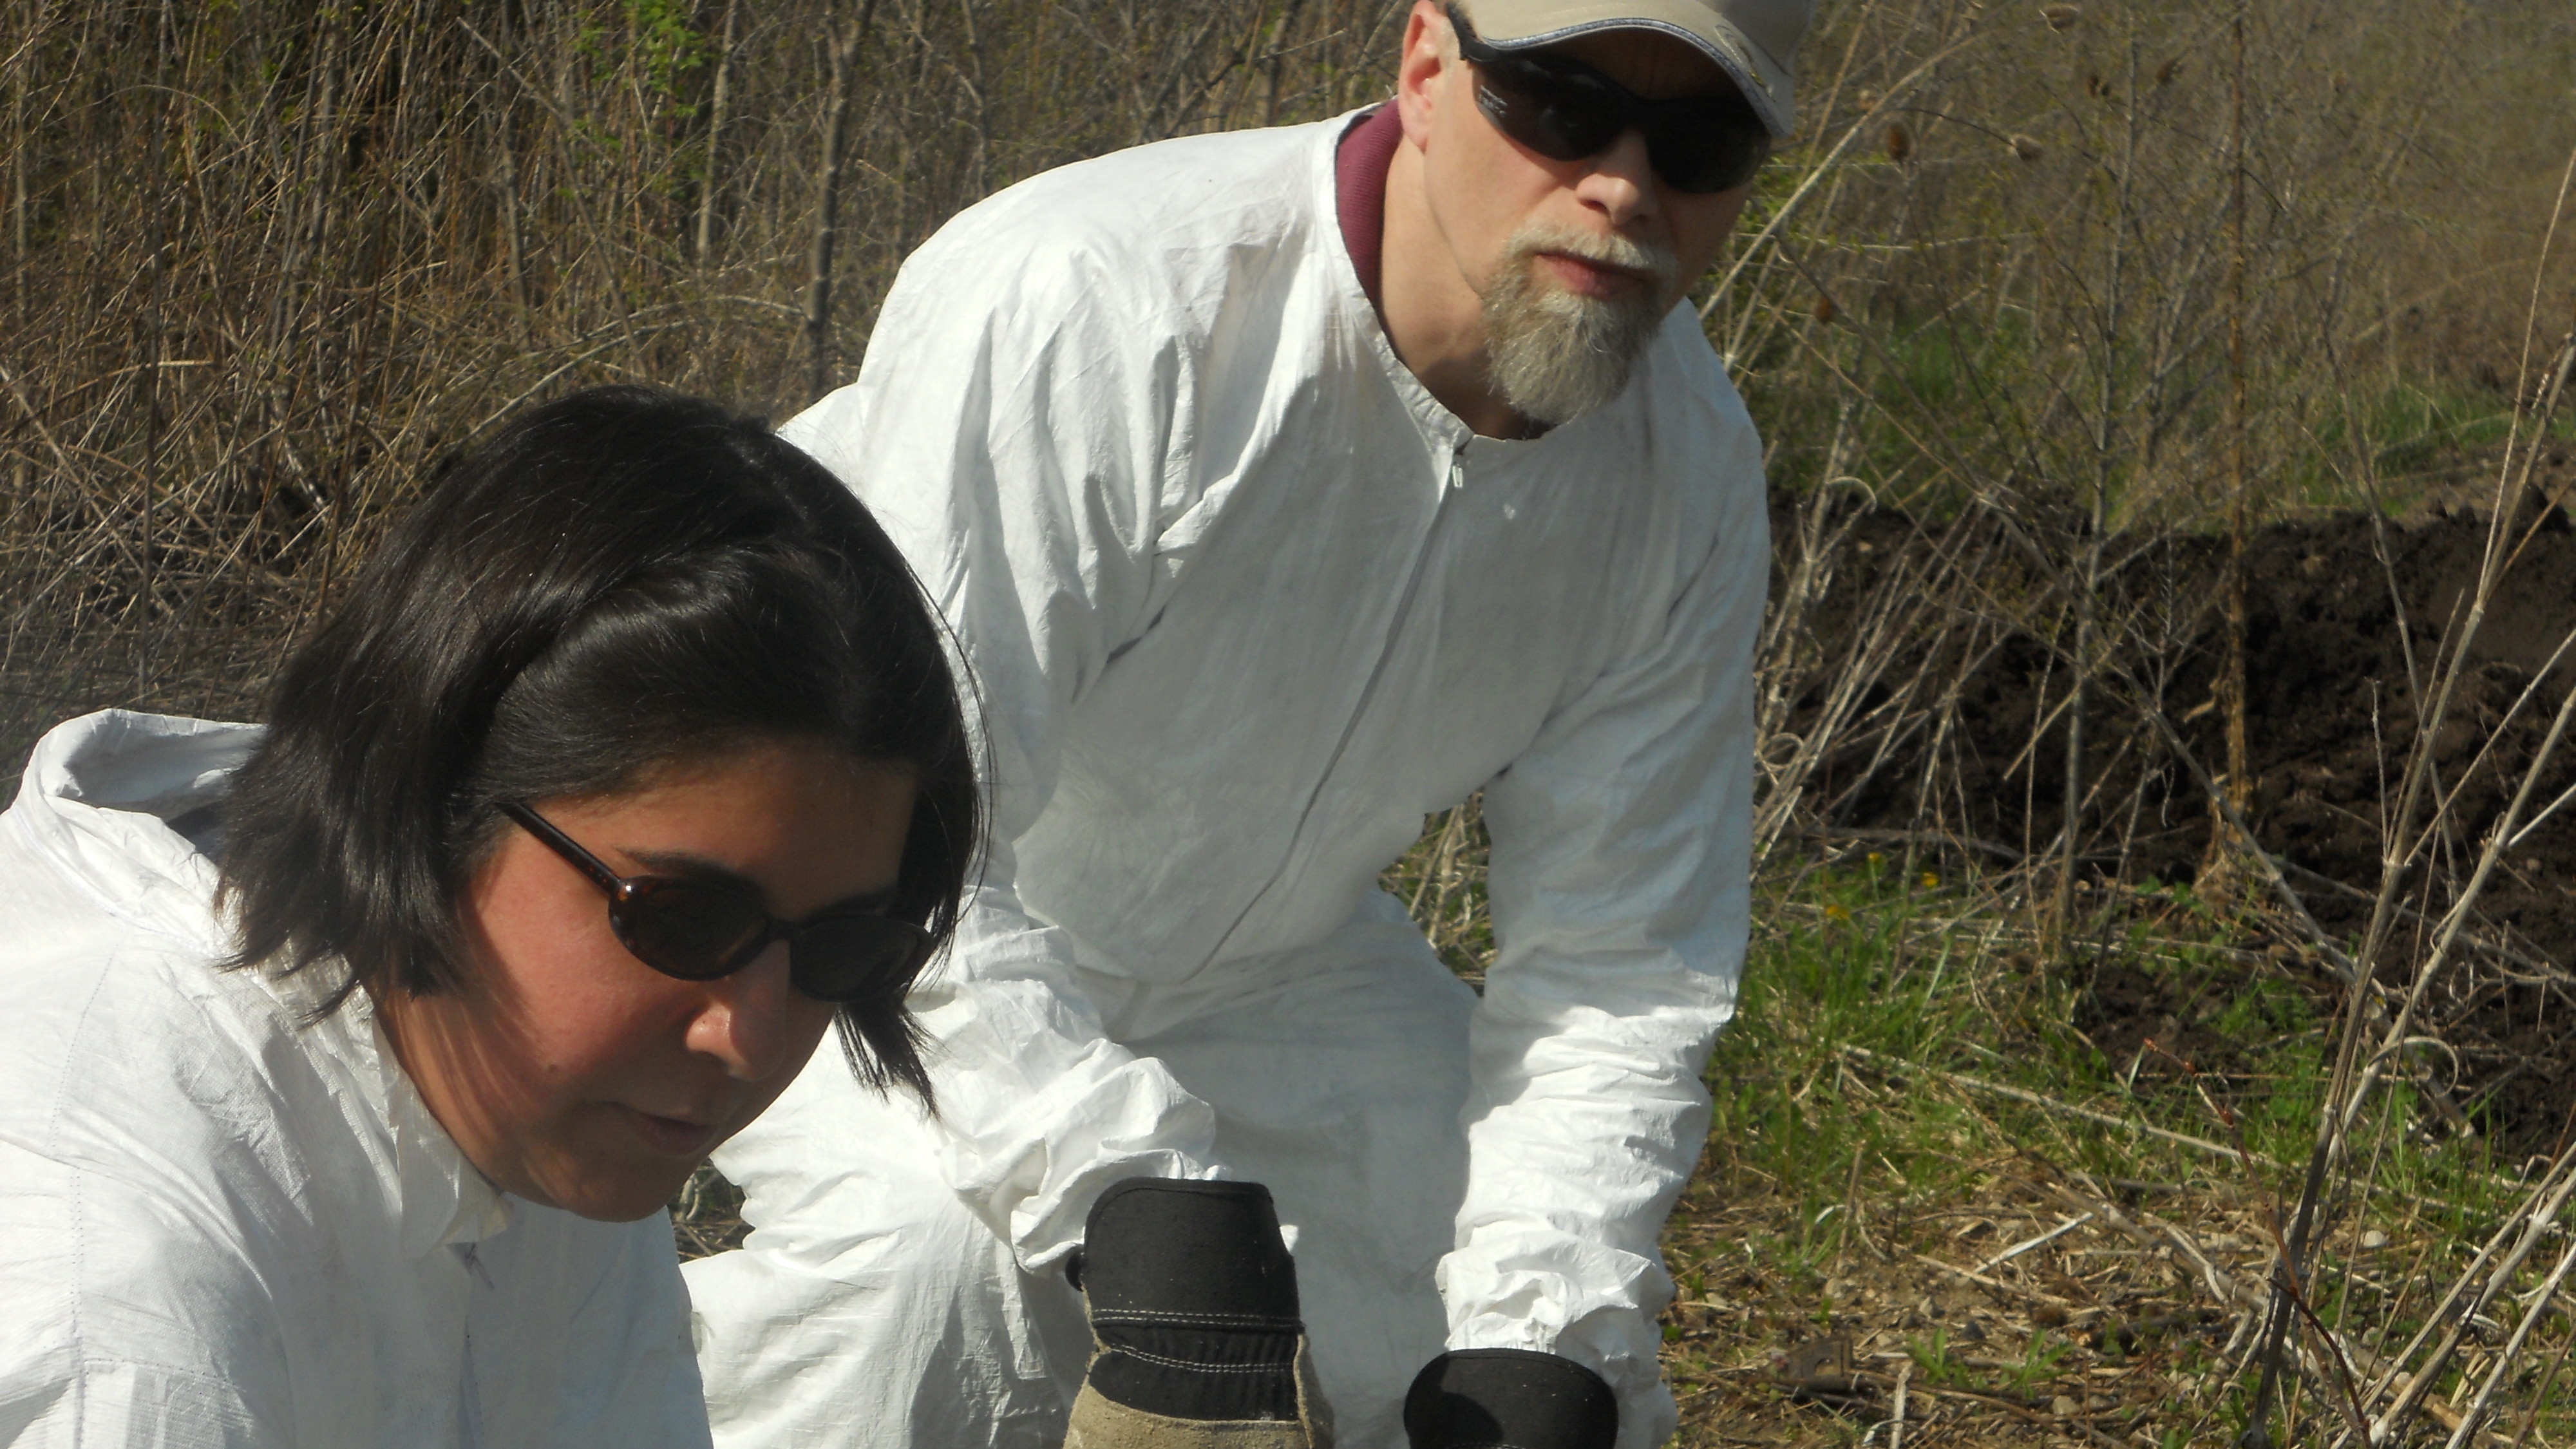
[1397,1,1759,422]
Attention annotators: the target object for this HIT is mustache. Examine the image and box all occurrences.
[1502,223,1679,296]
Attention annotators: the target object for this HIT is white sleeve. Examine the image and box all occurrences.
[0,1144,286,1448]
[778,235,1222,1271]
[1435,435,1768,1449]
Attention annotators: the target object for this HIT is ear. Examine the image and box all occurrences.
[1394,0,1452,151]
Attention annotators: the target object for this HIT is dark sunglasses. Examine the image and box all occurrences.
[501,802,931,1005]
[1448,5,1771,194]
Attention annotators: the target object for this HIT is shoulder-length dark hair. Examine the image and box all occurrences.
[217,384,976,1101]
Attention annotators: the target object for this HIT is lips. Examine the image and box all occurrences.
[1537,251,1650,299]
[618,1104,722,1157]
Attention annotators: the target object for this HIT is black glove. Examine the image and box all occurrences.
[1063,1178,1333,1448]
[1403,1349,1618,1449]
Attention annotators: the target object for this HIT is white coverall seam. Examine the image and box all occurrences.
[1193,442,1463,974]
[46,947,119,1448]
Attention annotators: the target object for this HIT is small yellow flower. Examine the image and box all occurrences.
[1920,872,1940,889]
[1824,904,1852,922]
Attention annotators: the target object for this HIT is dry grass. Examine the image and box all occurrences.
[12,1,2576,1443]
[0,0,1403,766]
[1636,864,2576,1446]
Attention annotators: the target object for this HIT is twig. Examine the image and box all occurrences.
[1703,32,1988,324]
[1973,1212,2090,1274]
[1800,825,2028,864]
[2436,1224,2576,1449]
[1888,1359,1910,1449]
[1909,1251,2074,1307]
[1842,1043,2264,1166]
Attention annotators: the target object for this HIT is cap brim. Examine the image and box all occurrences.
[1461,0,1798,137]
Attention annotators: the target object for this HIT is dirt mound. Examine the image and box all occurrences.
[1777,464,2576,1148]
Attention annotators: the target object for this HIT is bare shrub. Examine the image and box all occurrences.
[0,0,1405,768]
[11,0,2576,1440]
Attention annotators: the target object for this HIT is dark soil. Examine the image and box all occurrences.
[2069,956,2270,1085]
[1775,452,2576,1153]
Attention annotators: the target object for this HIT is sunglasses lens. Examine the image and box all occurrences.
[616,882,771,981]
[1648,118,1769,193]
[788,914,931,1003]
[1472,43,1769,194]
[1477,64,1622,162]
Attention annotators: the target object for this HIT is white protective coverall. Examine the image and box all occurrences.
[685,113,1767,1449]
[0,710,713,1449]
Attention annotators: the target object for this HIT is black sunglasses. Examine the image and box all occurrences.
[501,802,931,1005]
[1448,5,1770,194]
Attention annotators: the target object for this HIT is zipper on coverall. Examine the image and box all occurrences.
[1193,438,1471,974]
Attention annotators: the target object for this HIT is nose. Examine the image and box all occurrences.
[685,941,804,1082]
[1577,127,1658,228]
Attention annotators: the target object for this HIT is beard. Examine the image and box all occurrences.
[1480,223,1679,427]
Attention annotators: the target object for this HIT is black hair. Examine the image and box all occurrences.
[216,384,976,1102]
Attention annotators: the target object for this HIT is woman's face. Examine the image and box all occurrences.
[376,736,916,1222]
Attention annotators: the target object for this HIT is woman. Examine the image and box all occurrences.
[0,386,978,1446]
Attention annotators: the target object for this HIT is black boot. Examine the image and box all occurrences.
[1063,1179,1334,1448]
[1402,1349,1617,1449]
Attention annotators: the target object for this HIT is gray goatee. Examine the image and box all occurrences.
[1481,223,1679,426]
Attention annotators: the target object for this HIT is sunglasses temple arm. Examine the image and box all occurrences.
[498,802,632,900]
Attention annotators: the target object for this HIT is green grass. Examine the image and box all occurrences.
[659,810,2576,1444]
[1712,861,2529,1219]
[1658,858,2573,1446]
[2291,379,2576,513]
[1752,315,2576,529]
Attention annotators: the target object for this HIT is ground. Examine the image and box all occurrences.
[673,488,2576,1446]
[1781,471,2576,1159]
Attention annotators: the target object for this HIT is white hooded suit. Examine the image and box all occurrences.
[0,710,713,1448]
[685,114,1768,1449]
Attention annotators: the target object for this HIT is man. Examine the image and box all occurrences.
[684,1,1810,1444]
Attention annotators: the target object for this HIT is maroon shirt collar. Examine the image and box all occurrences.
[1334,103,1404,312]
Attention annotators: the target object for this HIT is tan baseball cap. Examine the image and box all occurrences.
[1456,0,1814,137]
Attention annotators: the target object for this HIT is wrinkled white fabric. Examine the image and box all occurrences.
[690,112,1765,1449]
[0,710,712,1449]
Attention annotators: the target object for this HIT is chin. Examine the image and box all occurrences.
[539,1160,699,1223]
